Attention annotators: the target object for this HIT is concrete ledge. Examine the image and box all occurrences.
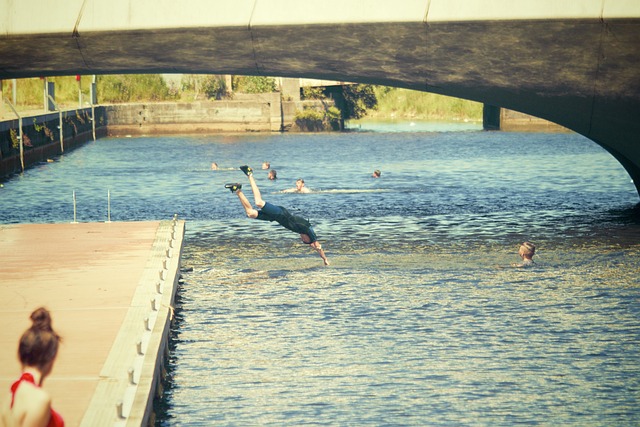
[81,219,184,426]
[102,99,331,135]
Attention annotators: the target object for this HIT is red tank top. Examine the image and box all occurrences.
[10,373,64,427]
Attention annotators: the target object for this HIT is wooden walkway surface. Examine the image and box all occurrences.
[0,220,184,426]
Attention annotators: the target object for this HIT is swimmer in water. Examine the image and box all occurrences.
[513,241,536,267]
[282,178,311,193]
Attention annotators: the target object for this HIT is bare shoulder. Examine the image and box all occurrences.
[10,385,51,425]
[0,395,15,427]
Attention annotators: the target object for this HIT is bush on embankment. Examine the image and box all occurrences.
[293,105,342,132]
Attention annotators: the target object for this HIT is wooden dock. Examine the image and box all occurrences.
[0,219,184,426]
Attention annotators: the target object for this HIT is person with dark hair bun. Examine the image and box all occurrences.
[1,307,64,427]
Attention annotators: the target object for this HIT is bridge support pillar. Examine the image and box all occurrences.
[280,78,300,102]
[483,105,501,131]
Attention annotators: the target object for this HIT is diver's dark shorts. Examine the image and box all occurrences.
[257,201,284,220]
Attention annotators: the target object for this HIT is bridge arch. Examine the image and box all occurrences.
[1,0,639,195]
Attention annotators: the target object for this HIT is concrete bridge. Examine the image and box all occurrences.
[1,0,640,194]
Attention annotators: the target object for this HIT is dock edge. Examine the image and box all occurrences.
[79,218,185,426]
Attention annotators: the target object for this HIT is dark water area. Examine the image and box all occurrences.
[1,123,639,425]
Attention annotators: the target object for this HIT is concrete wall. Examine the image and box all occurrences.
[104,97,332,136]
[483,104,570,132]
[104,101,272,135]
[500,108,570,133]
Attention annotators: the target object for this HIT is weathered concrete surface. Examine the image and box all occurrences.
[499,109,571,133]
[102,99,329,135]
[0,0,639,193]
[0,220,184,426]
[104,101,272,134]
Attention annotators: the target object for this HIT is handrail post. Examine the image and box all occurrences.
[91,104,96,141]
[43,77,48,112]
[91,75,97,141]
[47,94,63,153]
[59,109,64,151]
[3,97,24,171]
[72,190,78,223]
[107,189,111,223]
[19,116,23,171]
[12,79,17,105]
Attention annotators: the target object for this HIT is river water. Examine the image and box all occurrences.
[1,122,639,426]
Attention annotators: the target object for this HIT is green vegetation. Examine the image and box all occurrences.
[294,105,341,131]
[180,75,227,100]
[1,75,482,122]
[301,86,325,100]
[301,84,480,122]
[1,74,279,108]
[9,128,19,149]
[0,75,177,110]
[301,84,377,121]
[97,74,175,102]
[1,77,87,107]
[232,76,277,94]
[368,86,482,121]
[341,84,378,120]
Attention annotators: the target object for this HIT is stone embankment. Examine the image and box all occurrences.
[103,95,327,135]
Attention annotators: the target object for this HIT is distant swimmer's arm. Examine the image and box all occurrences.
[311,241,329,266]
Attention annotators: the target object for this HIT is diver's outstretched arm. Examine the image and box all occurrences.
[310,241,329,266]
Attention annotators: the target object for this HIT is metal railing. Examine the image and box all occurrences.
[71,190,113,223]
[2,97,24,171]
[46,94,65,153]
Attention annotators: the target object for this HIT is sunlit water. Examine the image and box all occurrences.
[1,122,639,426]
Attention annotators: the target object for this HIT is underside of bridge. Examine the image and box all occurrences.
[1,0,639,195]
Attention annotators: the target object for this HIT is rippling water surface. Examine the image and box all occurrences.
[1,123,639,426]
